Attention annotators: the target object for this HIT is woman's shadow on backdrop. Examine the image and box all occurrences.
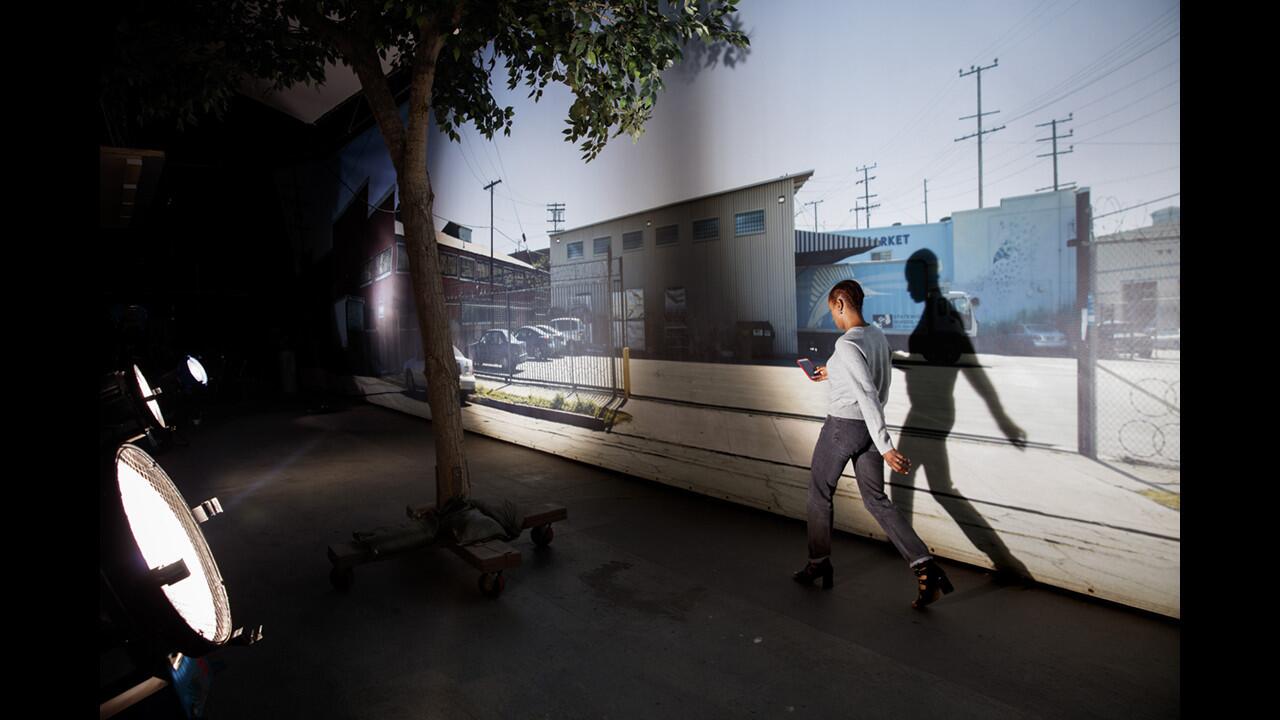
[892,249,1031,580]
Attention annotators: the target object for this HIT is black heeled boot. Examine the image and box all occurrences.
[911,560,954,609]
[793,558,834,589]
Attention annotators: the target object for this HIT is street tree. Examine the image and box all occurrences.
[103,0,749,506]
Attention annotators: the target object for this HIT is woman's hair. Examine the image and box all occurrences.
[828,279,865,314]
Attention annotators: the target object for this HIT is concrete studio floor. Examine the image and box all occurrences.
[161,403,1179,719]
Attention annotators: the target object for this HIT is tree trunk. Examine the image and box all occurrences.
[401,165,470,505]
[344,24,470,506]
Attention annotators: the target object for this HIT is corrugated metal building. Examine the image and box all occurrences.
[548,171,812,361]
[1093,208,1180,332]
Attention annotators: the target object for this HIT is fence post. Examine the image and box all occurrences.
[610,254,618,395]
[623,346,631,398]
[1073,189,1096,459]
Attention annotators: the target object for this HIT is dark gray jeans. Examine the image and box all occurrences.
[807,415,932,566]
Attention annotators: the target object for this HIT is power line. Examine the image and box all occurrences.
[800,2,1070,210]
[1075,141,1179,146]
[489,135,527,253]
[955,60,1005,208]
[872,16,1177,210]
[1035,114,1074,192]
[1005,3,1179,121]
[546,202,566,233]
[321,161,523,252]
[802,200,824,232]
[854,164,880,228]
[1072,56,1181,116]
[1074,99,1180,143]
[1005,25,1179,124]
[1092,192,1181,219]
[864,0,1066,169]
[1072,78,1180,131]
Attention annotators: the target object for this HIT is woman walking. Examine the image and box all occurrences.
[793,279,954,609]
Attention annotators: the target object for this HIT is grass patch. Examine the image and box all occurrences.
[475,385,625,421]
[1138,488,1180,511]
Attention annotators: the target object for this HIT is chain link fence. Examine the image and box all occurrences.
[1090,223,1180,468]
[443,256,622,394]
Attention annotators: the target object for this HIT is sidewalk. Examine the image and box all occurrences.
[357,375,1180,619]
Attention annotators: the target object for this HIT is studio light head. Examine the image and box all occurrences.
[160,355,209,395]
[100,444,260,670]
[101,357,210,450]
[101,364,168,450]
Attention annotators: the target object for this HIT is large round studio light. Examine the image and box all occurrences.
[100,444,247,659]
[117,445,228,644]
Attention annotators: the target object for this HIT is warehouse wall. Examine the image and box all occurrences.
[550,175,800,360]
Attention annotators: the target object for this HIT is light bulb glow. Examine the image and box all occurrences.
[186,356,208,386]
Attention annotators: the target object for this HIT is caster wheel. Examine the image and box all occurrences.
[531,524,554,547]
[479,572,506,597]
[330,566,354,591]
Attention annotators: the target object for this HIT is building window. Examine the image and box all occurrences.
[460,257,475,279]
[734,209,765,237]
[396,243,410,273]
[693,217,719,242]
[593,236,611,255]
[476,260,490,282]
[399,299,417,330]
[656,224,679,246]
[623,230,643,252]
[442,252,458,276]
[375,247,393,279]
[871,250,892,262]
[495,266,508,287]
[360,259,373,286]
[567,241,584,260]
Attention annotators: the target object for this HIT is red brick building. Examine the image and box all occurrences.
[331,183,549,377]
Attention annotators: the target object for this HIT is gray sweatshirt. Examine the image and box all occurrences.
[826,323,895,455]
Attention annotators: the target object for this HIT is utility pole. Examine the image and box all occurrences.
[954,59,1005,209]
[803,199,824,233]
[855,163,880,229]
[485,179,502,329]
[923,179,929,223]
[1035,113,1076,192]
[546,202,565,233]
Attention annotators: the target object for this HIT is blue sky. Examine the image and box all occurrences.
[340,0,1179,255]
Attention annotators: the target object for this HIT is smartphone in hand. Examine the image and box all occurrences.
[796,357,820,381]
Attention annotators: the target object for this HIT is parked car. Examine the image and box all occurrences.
[549,317,588,353]
[1009,323,1068,355]
[1098,321,1153,359]
[403,345,475,403]
[468,329,528,373]
[1150,327,1180,351]
[514,325,557,360]
[534,324,569,356]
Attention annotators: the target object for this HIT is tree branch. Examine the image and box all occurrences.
[297,4,407,162]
